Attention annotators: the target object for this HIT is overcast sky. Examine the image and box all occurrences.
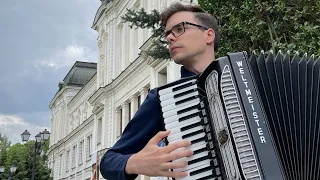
[0,0,100,144]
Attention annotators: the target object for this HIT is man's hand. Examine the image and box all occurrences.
[125,130,193,178]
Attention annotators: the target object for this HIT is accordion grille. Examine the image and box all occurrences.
[220,65,261,179]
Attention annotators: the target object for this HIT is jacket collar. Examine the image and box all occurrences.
[180,66,196,78]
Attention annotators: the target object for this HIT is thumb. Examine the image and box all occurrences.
[148,130,170,145]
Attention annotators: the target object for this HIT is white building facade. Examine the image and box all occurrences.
[47,0,197,179]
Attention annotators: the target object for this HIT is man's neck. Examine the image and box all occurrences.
[184,53,215,75]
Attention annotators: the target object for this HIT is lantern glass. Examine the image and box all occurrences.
[10,166,17,173]
[35,133,42,143]
[21,130,31,142]
[41,129,50,140]
[0,166,4,173]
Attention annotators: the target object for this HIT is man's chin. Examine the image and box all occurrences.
[172,56,185,65]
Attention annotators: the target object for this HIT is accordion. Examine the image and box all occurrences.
[157,50,320,180]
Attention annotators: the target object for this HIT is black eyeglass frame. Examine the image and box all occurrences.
[164,21,209,39]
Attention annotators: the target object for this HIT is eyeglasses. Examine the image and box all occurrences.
[164,21,208,39]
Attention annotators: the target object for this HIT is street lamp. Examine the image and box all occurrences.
[41,129,51,141]
[0,166,4,173]
[8,166,17,180]
[21,130,31,142]
[21,129,50,180]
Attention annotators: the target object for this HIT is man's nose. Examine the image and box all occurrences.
[166,32,176,43]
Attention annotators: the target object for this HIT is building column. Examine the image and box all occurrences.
[115,108,121,140]
[139,87,149,105]
[121,102,129,132]
[130,95,139,118]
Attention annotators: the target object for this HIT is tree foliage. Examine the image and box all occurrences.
[122,0,320,60]
[198,0,320,57]
[0,135,52,180]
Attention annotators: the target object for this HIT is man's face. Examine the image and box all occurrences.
[165,11,208,65]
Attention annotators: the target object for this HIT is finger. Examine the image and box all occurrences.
[160,170,189,178]
[160,161,188,170]
[164,149,193,162]
[148,130,170,145]
[163,140,191,153]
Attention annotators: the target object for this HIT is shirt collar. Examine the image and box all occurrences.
[180,66,196,78]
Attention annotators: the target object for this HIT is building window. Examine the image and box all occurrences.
[72,145,76,168]
[158,67,167,86]
[65,150,70,172]
[86,135,92,160]
[120,109,123,135]
[137,95,141,108]
[128,102,131,120]
[59,154,62,177]
[97,118,102,145]
[78,140,84,165]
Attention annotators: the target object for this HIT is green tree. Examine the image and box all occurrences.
[198,0,320,57]
[5,143,28,180]
[122,0,320,60]
[0,134,11,180]
[0,139,52,180]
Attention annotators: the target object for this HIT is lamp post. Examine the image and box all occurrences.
[0,166,4,179]
[21,129,50,180]
[8,166,17,180]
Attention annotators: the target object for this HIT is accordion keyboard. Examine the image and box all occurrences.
[158,77,223,180]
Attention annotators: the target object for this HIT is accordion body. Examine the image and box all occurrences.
[157,51,320,180]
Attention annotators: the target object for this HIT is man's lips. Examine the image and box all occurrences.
[170,46,181,52]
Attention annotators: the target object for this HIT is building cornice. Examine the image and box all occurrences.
[68,74,97,109]
[92,0,115,30]
[47,115,94,155]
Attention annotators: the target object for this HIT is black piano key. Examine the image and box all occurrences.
[181,121,202,132]
[306,54,314,180]
[182,129,204,139]
[172,81,196,92]
[175,95,199,105]
[177,103,201,115]
[191,137,205,144]
[178,112,200,122]
[193,146,208,155]
[291,52,301,179]
[174,88,197,99]
[190,165,212,176]
[188,155,209,165]
[196,174,217,180]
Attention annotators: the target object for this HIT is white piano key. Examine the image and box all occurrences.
[175,158,211,172]
[161,91,199,107]
[169,123,203,136]
[174,140,207,152]
[173,147,208,163]
[159,85,197,101]
[175,164,214,180]
[167,131,205,143]
[164,109,200,124]
[165,115,202,130]
[158,79,197,96]
[162,98,200,113]
[163,100,200,119]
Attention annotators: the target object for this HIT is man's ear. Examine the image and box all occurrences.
[206,28,215,45]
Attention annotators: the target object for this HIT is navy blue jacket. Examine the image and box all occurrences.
[100,67,195,180]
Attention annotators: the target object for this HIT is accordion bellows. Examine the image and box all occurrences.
[157,50,320,180]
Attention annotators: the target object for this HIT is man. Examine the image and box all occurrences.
[100,2,220,180]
